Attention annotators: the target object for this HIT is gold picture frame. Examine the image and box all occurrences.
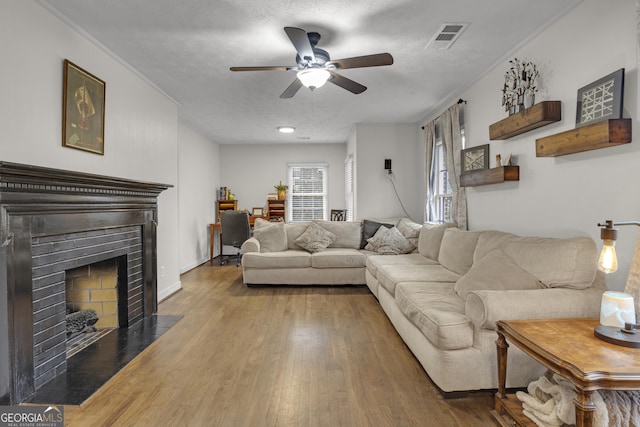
[62,60,106,155]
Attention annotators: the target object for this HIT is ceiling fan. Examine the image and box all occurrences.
[230,27,394,99]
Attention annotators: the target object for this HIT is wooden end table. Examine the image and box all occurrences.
[494,318,640,427]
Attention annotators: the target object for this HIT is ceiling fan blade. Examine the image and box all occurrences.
[327,53,394,70]
[230,66,295,72]
[280,78,303,99]
[328,71,367,94]
[284,27,315,63]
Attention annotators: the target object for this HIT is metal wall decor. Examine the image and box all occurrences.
[501,58,539,115]
[575,68,625,128]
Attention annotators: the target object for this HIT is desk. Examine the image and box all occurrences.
[209,215,267,264]
[494,318,640,427]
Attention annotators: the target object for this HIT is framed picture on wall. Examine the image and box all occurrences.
[575,68,624,128]
[461,144,489,174]
[62,59,106,154]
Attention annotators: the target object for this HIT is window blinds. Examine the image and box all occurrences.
[287,163,328,222]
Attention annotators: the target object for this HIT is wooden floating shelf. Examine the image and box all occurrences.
[460,166,519,187]
[535,118,631,157]
[489,101,562,140]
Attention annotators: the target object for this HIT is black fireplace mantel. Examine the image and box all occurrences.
[0,162,171,404]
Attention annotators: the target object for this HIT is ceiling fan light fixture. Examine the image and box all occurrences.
[296,69,330,89]
[278,126,295,133]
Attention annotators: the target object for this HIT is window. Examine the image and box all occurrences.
[344,155,354,221]
[432,136,453,222]
[287,163,328,222]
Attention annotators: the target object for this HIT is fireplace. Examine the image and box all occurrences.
[0,162,170,404]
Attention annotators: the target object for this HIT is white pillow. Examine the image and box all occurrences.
[252,221,288,252]
[295,222,337,253]
[366,226,415,255]
[396,218,421,248]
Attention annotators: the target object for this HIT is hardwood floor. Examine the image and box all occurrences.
[63,263,495,426]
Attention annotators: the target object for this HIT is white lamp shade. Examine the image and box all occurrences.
[600,291,635,327]
[297,69,330,89]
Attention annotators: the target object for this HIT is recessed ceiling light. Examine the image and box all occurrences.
[278,126,295,133]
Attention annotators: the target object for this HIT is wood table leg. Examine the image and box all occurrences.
[496,331,509,400]
[574,390,596,427]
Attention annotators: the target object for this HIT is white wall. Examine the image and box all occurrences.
[454,0,638,290]
[178,123,220,273]
[351,123,422,221]
[219,143,347,217]
[2,1,181,299]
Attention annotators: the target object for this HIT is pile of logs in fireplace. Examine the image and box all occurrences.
[66,309,99,337]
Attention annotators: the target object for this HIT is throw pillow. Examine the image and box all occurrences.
[375,226,415,255]
[295,222,337,253]
[366,226,415,255]
[396,218,422,248]
[454,249,542,299]
[252,221,288,252]
[360,219,394,249]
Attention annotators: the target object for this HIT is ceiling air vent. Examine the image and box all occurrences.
[425,23,469,50]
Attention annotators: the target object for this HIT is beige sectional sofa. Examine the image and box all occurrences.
[241,218,605,394]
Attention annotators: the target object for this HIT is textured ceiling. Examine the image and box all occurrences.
[39,0,581,144]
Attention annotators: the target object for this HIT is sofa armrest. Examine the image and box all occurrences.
[241,237,260,253]
[465,286,603,330]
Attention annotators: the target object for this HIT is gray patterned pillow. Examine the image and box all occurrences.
[295,222,337,253]
[367,226,415,255]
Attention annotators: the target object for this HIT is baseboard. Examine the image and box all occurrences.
[180,257,208,274]
[158,280,182,303]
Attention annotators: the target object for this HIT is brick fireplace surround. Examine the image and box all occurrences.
[0,162,170,404]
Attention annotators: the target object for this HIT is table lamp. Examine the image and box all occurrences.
[594,220,640,347]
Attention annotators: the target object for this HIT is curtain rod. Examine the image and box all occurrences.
[421,99,466,130]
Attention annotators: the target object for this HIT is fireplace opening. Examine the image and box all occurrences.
[65,258,125,358]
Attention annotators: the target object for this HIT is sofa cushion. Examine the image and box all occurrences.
[396,218,422,248]
[311,248,367,268]
[360,219,394,249]
[313,220,362,249]
[295,222,337,253]
[252,220,288,252]
[473,230,517,263]
[377,264,461,296]
[502,236,598,289]
[418,222,457,260]
[366,253,436,277]
[366,226,415,255]
[395,282,473,350]
[454,249,542,299]
[242,250,311,268]
[438,229,481,275]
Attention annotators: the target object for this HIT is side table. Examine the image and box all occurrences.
[494,318,640,427]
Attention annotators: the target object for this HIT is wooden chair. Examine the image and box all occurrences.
[330,209,347,221]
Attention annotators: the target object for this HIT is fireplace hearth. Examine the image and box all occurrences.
[0,162,170,404]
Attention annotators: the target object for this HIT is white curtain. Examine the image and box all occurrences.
[424,121,436,222]
[424,103,467,229]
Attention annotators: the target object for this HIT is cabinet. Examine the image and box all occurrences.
[217,199,237,222]
[267,199,286,222]
[489,101,562,140]
[460,166,519,187]
[535,118,631,157]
